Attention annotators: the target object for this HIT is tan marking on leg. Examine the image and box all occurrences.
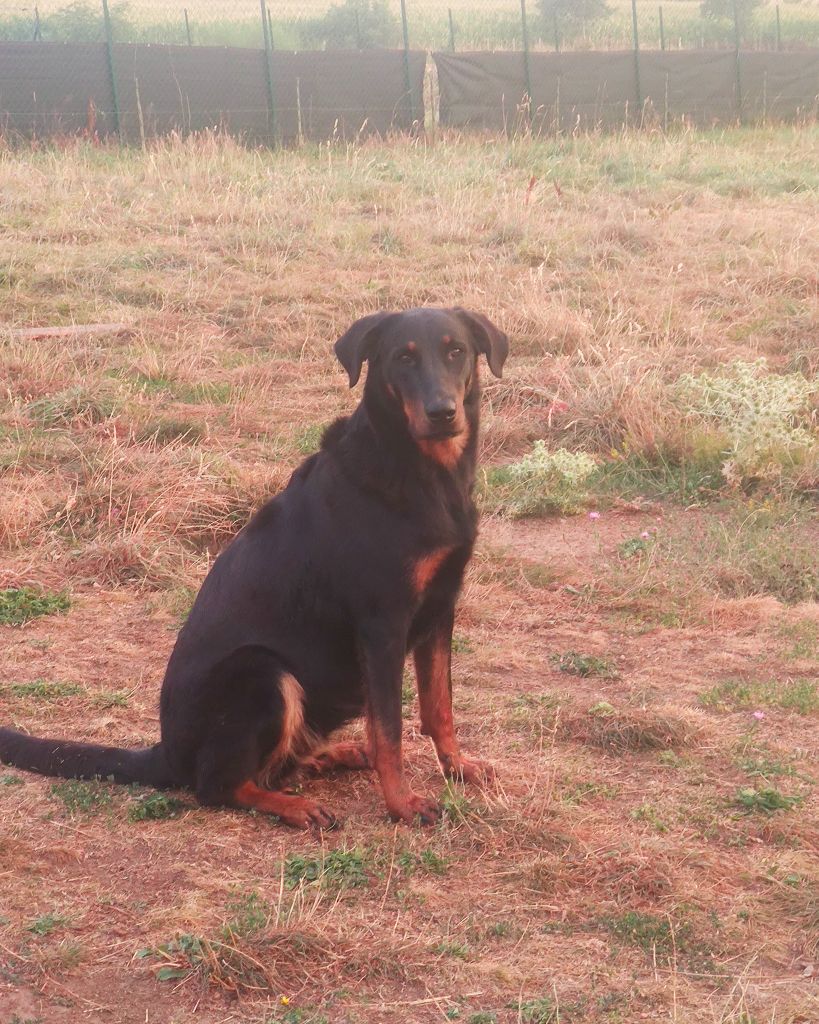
[415,631,495,788]
[369,717,440,825]
[411,546,455,596]
[232,780,336,829]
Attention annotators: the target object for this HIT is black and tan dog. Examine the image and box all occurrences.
[0,307,508,828]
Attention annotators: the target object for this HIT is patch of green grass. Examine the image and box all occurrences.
[0,773,24,786]
[630,802,669,833]
[512,998,558,1024]
[521,563,558,589]
[91,689,130,708]
[397,848,450,876]
[136,931,272,991]
[566,702,692,754]
[432,939,469,959]
[223,890,271,938]
[283,848,369,890]
[267,1009,330,1024]
[551,650,618,679]
[136,418,205,446]
[467,1013,497,1024]
[592,442,725,504]
[50,779,113,816]
[617,535,654,559]
[293,423,324,455]
[509,692,561,736]
[0,587,70,626]
[604,498,819,624]
[127,371,176,395]
[560,780,619,805]
[736,748,809,781]
[732,787,804,815]
[181,381,233,404]
[778,618,819,661]
[127,792,186,822]
[26,384,119,425]
[700,677,818,715]
[604,911,689,962]
[451,633,474,654]
[27,912,67,936]
[440,780,475,823]
[6,679,83,700]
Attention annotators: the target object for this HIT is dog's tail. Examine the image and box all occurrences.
[0,728,175,787]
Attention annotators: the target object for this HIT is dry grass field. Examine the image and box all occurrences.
[0,125,818,1024]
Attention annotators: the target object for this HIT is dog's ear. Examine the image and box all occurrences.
[334,311,394,388]
[453,308,509,379]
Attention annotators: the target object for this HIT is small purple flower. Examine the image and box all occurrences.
[588,511,601,521]
[640,530,651,540]
[752,710,766,721]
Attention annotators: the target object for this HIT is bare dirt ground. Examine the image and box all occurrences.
[1,127,817,1023]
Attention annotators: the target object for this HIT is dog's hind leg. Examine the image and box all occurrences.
[190,646,337,829]
[299,740,372,775]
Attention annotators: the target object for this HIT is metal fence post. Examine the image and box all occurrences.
[631,0,642,116]
[33,5,42,41]
[775,4,781,51]
[659,5,665,51]
[260,0,277,143]
[101,0,122,140]
[553,11,560,52]
[448,8,456,52]
[520,0,533,113]
[732,0,743,123]
[400,0,415,124]
[184,8,192,45]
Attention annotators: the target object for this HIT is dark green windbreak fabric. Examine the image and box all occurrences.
[434,49,819,130]
[0,42,426,142]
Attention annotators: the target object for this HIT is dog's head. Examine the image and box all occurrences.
[334,307,508,444]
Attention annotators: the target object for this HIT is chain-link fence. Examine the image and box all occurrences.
[2,1,818,50]
[0,1,817,141]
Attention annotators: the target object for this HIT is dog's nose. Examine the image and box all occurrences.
[426,403,457,425]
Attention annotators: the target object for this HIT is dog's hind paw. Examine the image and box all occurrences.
[290,800,339,831]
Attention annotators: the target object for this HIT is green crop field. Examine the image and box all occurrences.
[1,0,818,49]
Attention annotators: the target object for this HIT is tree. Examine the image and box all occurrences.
[700,0,764,37]
[44,2,135,42]
[305,0,398,50]
[537,0,612,37]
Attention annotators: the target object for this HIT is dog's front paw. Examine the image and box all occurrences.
[442,754,496,787]
[387,792,442,826]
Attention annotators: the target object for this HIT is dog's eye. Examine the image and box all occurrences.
[397,351,416,365]
[447,346,465,360]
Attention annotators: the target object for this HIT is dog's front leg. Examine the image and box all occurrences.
[361,624,441,825]
[414,607,495,787]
